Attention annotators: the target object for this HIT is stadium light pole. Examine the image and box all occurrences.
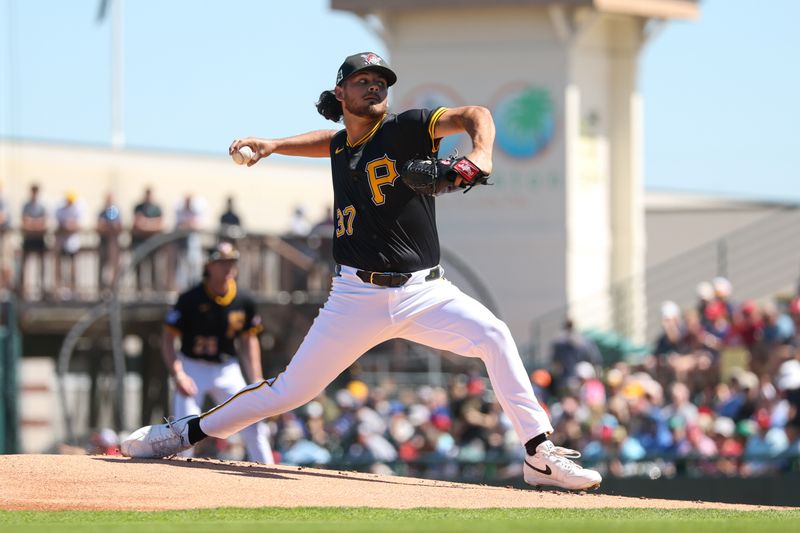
[97,0,125,150]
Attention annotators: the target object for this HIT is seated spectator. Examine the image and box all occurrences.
[750,301,793,376]
[549,319,603,394]
[654,301,684,355]
[712,276,736,318]
[717,369,759,421]
[779,418,800,472]
[710,416,743,475]
[760,301,794,346]
[548,395,592,452]
[741,409,788,476]
[685,419,718,459]
[729,300,764,350]
[787,297,800,350]
[661,382,699,428]
[695,281,715,323]
[658,308,719,392]
[704,300,732,342]
[653,301,685,383]
[350,423,398,466]
[627,410,672,460]
[664,415,691,460]
[575,361,606,411]
[776,358,800,424]
[451,376,496,461]
[279,418,331,466]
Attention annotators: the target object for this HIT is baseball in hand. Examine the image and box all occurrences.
[232,145,255,165]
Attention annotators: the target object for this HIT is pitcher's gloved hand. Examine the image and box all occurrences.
[400,156,490,195]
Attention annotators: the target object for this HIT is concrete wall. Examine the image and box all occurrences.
[382,5,648,343]
[0,140,334,236]
[645,193,788,267]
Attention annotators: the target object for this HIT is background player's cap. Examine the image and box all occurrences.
[336,52,397,87]
[207,241,240,263]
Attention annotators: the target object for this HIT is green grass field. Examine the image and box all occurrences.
[1,508,799,533]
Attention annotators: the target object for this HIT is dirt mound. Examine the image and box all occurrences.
[0,454,779,511]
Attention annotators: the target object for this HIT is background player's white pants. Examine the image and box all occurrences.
[174,354,273,464]
[200,265,554,445]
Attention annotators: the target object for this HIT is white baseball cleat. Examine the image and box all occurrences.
[120,415,196,458]
[523,440,602,490]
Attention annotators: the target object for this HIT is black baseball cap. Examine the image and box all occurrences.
[336,52,397,87]
[207,242,240,263]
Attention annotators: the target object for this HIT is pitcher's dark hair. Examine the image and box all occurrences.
[316,90,343,122]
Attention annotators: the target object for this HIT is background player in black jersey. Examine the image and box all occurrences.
[122,52,600,490]
[159,241,273,464]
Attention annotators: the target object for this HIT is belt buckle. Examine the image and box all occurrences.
[370,271,377,285]
[425,266,441,282]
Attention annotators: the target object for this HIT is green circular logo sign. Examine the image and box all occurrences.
[493,86,555,159]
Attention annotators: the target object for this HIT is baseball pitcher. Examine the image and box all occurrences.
[122,52,600,490]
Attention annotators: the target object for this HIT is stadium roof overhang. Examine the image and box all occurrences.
[331,0,700,20]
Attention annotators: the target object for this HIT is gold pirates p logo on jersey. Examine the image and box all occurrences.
[365,155,399,205]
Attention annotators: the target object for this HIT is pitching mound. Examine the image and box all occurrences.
[0,454,779,511]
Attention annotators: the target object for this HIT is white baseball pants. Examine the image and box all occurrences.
[199,265,553,445]
[174,354,273,464]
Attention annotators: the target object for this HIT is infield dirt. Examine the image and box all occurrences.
[0,454,787,511]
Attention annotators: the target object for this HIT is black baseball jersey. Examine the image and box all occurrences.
[164,280,263,363]
[329,107,448,273]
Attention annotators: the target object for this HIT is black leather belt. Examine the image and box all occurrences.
[337,265,443,287]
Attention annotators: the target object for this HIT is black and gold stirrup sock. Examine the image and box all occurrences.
[525,433,548,456]
[187,417,209,445]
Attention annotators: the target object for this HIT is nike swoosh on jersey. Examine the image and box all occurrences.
[524,459,552,475]
[335,146,345,154]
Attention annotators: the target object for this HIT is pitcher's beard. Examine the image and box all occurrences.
[347,101,386,120]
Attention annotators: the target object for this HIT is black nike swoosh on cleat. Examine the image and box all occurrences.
[524,459,552,476]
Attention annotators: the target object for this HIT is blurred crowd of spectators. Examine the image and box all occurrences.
[85,276,800,481]
[19,181,794,479]
[245,276,800,479]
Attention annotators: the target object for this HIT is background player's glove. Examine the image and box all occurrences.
[400,156,490,195]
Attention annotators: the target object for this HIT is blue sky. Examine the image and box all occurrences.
[1,0,797,202]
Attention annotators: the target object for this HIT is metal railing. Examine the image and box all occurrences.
[527,206,800,365]
[10,228,335,302]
